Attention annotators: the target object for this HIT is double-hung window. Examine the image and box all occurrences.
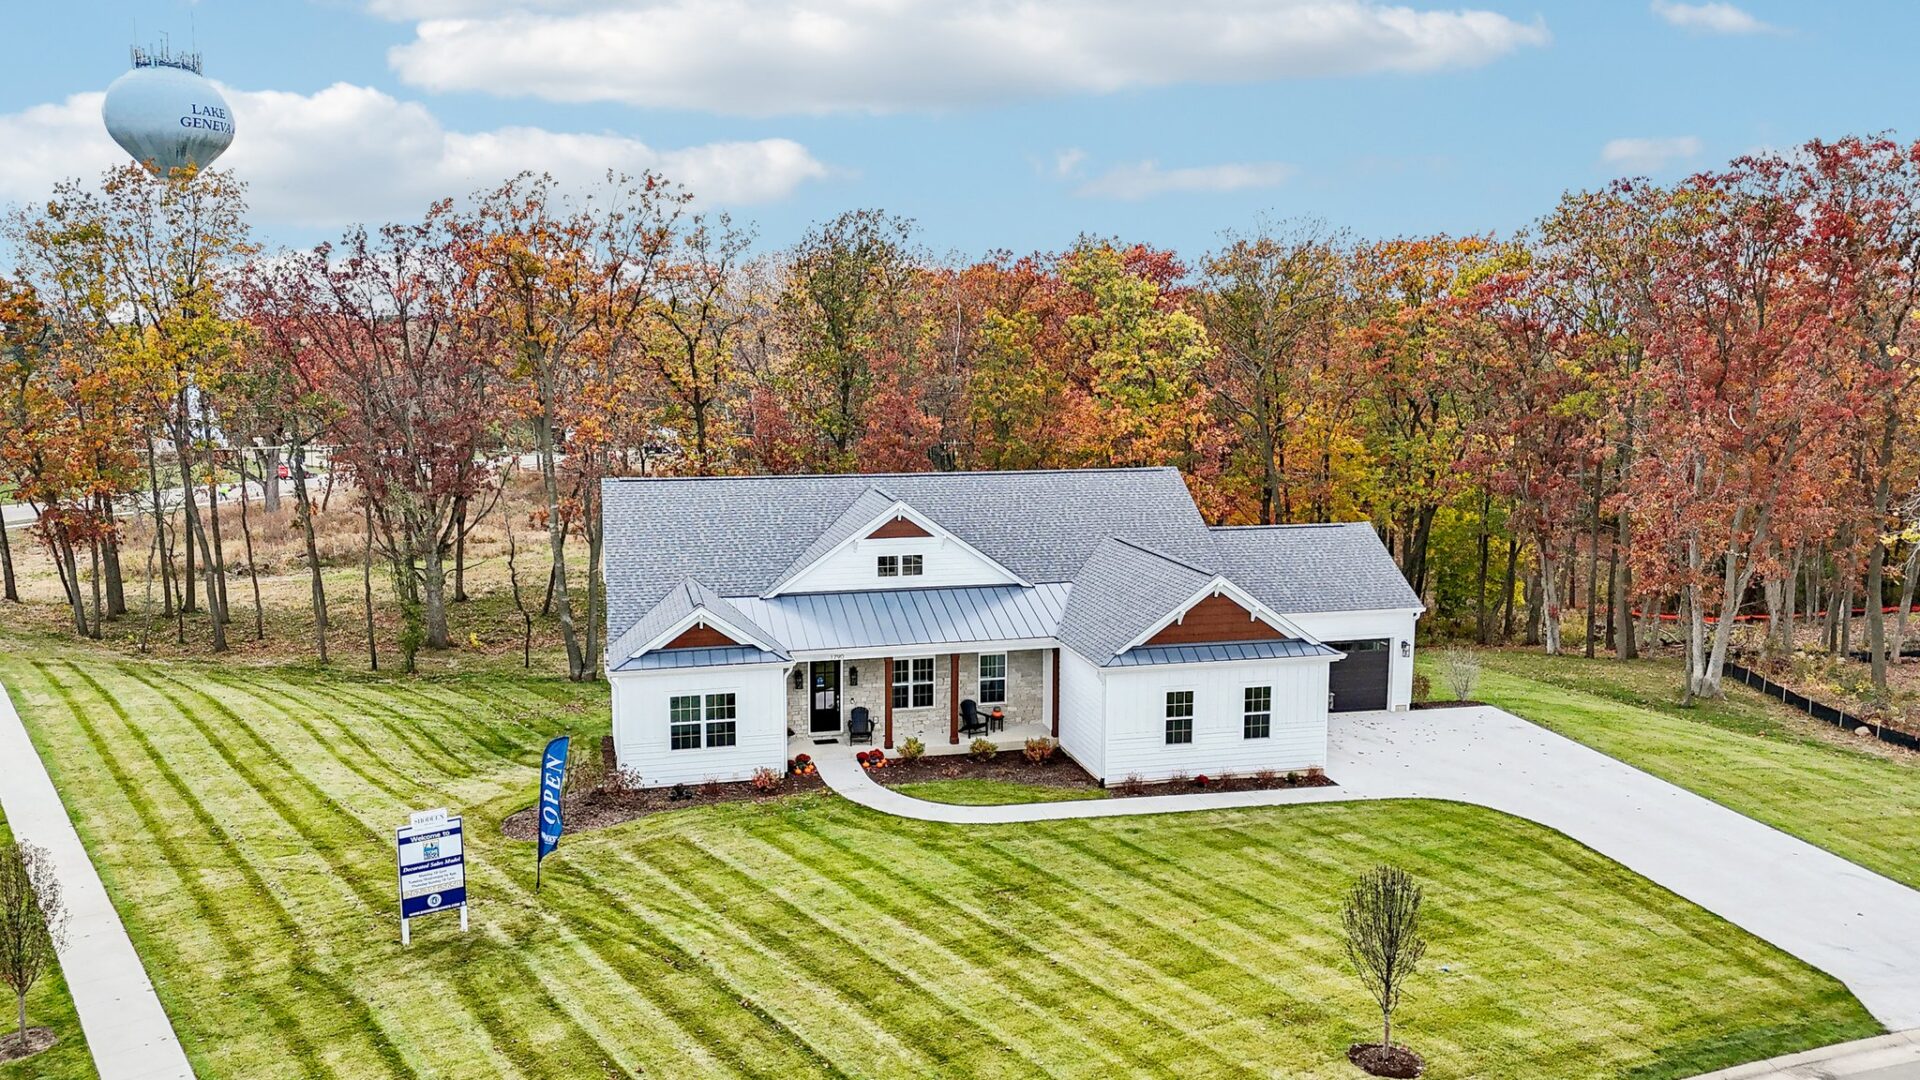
[1243,686,1272,739]
[978,653,1007,704]
[893,656,935,708]
[669,695,703,750]
[704,693,737,747]
[670,692,737,750]
[1165,690,1194,744]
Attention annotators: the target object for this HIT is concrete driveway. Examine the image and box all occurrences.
[1330,707,1920,1033]
[818,704,1920,1031]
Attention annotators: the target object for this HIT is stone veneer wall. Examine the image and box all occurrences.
[784,649,1048,747]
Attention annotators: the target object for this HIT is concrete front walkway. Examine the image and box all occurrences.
[816,704,1920,1032]
[0,685,193,1079]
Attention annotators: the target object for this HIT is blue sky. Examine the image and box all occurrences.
[1,1,1908,258]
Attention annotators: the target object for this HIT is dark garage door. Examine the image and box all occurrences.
[1328,639,1391,712]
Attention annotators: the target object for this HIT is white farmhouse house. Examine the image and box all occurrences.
[602,468,1422,787]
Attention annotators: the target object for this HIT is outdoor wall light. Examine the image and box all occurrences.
[1401,641,1412,658]
[848,666,859,686]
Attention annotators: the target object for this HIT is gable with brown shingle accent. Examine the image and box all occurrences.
[1143,593,1286,646]
[867,516,932,539]
[661,623,741,650]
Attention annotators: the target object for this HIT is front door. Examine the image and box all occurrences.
[809,660,841,735]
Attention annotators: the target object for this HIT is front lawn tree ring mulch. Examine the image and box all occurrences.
[1348,1042,1423,1078]
[0,1027,57,1066]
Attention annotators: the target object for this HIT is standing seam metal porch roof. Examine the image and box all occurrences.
[725,584,1072,653]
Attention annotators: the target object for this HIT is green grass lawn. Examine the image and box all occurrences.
[0,638,1882,1079]
[0,815,95,1080]
[888,778,1110,805]
[1430,650,1920,890]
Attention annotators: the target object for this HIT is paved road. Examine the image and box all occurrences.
[0,684,193,1079]
[817,704,1920,1032]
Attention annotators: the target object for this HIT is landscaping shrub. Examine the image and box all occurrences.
[898,737,925,761]
[1254,767,1279,788]
[1023,737,1056,764]
[1438,649,1481,700]
[750,766,784,792]
[1411,673,1432,704]
[938,764,962,778]
[1169,769,1190,786]
[969,738,998,761]
[1116,773,1145,796]
[1286,770,1301,785]
[698,778,723,800]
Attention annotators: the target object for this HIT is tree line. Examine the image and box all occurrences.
[3,136,1919,698]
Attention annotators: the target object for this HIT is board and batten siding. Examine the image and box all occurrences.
[1283,609,1420,711]
[611,665,789,787]
[775,535,1020,594]
[1056,648,1108,780]
[1098,658,1330,783]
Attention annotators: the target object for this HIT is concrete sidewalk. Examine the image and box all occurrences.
[0,684,193,1079]
[1688,1029,1920,1078]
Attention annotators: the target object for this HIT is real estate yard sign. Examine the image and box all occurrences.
[397,807,467,945]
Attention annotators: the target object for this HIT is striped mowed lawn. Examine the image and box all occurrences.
[0,644,1881,1080]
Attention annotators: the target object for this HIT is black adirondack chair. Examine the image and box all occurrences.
[959,699,991,738]
[848,706,874,745]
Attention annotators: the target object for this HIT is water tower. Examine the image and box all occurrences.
[102,42,234,176]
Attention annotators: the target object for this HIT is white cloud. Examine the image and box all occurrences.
[0,83,827,230]
[381,0,1552,116]
[1600,135,1703,174]
[1650,1,1779,35]
[1075,160,1297,200]
[1050,148,1088,179]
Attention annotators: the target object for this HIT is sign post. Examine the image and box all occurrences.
[396,807,467,945]
[536,735,571,892]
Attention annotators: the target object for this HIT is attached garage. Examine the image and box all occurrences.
[1326,639,1391,712]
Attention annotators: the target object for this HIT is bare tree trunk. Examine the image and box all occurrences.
[1894,543,1920,662]
[1585,476,1601,659]
[98,493,125,617]
[505,506,532,669]
[422,542,450,650]
[1474,490,1491,645]
[145,436,174,617]
[174,412,199,614]
[1614,517,1637,660]
[203,431,231,624]
[1524,562,1543,647]
[1539,549,1563,656]
[585,476,604,680]
[0,513,16,603]
[535,403,587,680]
[451,494,469,603]
[290,446,328,662]
[236,451,264,641]
[363,498,377,671]
[258,445,282,512]
[1501,537,1519,642]
[89,539,104,639]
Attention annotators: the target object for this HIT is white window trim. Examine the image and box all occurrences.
[1241,683,1273,740]
[1163,686,1197,745]
[877,554,900,578]
[667,688,740,751]
[978,652,1008,705]
[892,656,937,711]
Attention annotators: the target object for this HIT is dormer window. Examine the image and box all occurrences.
[877,554,924,578]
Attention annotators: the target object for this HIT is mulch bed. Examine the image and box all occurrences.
[501,773,826,839]
[865,749,1103,792]
[1109,770,1335,798]
[0,1028,57,1065]
[1348,1043,1423,1078]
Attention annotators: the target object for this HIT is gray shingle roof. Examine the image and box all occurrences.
[603,578,789,666]
[602,468,1420,668]
[1055,536,1217,664]
[726,584,1070,653]
[1210,524,1423,614]
[602,467,1214,641]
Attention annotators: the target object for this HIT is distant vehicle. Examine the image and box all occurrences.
[277,463,290,480]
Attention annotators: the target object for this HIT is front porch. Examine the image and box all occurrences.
[783,648,1058,756]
